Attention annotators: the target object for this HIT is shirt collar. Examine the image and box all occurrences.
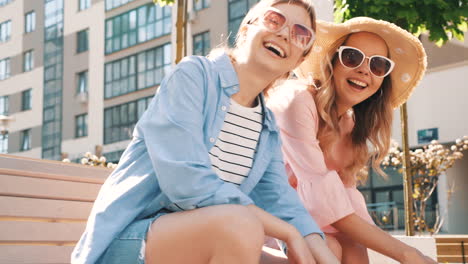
[213,53,278,133]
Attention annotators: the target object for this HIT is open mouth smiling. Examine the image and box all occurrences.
[347,78,368,89]
[264,42,287,58]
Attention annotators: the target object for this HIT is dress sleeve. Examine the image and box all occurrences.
[273,89,355,229]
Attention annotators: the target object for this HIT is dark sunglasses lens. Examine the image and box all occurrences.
[370,57,392,77]
[291,24,313,48]
[341,48,364,68]
[263,10,286,31]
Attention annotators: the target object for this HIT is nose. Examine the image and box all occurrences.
[356,57,371,76]
[276,25,289,42]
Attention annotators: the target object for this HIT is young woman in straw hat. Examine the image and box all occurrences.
[269,17,437,263]
[72,1,340,263]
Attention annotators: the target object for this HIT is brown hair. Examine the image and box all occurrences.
[314,33,393,186]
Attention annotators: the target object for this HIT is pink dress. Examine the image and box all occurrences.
[268,85,374,233]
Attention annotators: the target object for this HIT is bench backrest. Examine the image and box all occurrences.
[435,235,468,264]
[0,154,111,264]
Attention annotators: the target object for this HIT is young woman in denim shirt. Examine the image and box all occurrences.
[72,1,339,263]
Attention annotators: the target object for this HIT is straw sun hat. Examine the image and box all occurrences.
[296,17,427,108]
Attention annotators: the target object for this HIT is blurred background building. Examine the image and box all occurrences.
[0,0,466,234]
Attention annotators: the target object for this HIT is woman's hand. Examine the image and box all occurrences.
[304,234,340,264]
[285,231,316,264]
[401,248,438,264]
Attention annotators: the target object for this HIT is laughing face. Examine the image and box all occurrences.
[333,32,389,110]
[240,3,312,75]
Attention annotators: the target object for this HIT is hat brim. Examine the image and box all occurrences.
[296,17,427,108]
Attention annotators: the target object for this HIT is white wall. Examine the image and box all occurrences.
[391,62,468,147]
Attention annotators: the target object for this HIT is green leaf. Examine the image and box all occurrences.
[333,0,467,47]
[153,0,174,6]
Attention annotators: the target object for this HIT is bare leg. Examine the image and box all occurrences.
[334,232,369,264]
[145,204,264,264]
[325,233,343,262]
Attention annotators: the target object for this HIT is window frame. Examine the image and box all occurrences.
[21,89,32,111]
[77,70,88,94]
[20,129,32,151]
[75,113,88,138]
[23,50,34,72]
[76,29,89,53]
[25,11,36,33]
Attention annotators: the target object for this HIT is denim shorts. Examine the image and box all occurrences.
[96,210,170,264]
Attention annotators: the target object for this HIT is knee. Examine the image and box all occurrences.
[326,234,342,261]
[209,205,264,250]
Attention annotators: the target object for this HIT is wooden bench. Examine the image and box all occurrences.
[0,154,111,264]
[435,235,468,264]
[1,154,467,263]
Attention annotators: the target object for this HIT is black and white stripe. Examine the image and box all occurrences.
[209,98,263,185]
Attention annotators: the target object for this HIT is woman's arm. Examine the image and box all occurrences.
[333,214,437,263]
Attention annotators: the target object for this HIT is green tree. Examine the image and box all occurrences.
[334,0,467,46]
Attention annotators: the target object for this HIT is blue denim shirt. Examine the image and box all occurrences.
[72,53,322,263]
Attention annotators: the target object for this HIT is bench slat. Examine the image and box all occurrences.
[0,174,101,202]
[0,221,85,242]
[436,243,468,255]
[435,235,468,244]
[437,255,467,263]
[0,245,74,264]
[0,196,93,221]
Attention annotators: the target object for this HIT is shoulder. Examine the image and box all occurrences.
[268,80,318,116]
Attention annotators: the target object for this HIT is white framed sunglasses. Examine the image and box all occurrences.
[337,46,395,78]
[258,7,315,50]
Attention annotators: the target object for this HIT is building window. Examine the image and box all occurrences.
[21,89,32,111]
[104,96,152,144]
[0,133,7,154]
[0,0,13,7]
[193,31,210,56]
[105,43,171,99]
[20,129,31,151]
[105,3,171,54]
[77,29,89,53]
[105,0,136,11]
[0,95,8,115]
[0,58,10,80]
[0,20,11,43]
[25,11,36,33]
[228,0,259,45]
[23,50,34,72]
[194,0,210,11]
[77,70,88,93]
[75,114,88,138]
[79,0,91,11]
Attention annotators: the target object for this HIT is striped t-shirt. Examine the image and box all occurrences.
[209,97,263,186]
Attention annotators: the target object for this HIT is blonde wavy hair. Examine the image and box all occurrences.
[313,34,393,186]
